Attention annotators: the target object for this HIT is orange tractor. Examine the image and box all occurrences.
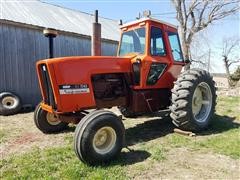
[35,18,216,165]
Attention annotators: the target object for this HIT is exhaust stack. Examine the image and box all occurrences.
[92,10,101,56]
[43,28,58,58]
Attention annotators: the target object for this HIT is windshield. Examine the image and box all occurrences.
[118,27,146,56]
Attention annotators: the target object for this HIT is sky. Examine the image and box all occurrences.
[42,0,240,73]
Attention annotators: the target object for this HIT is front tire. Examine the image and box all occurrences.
[74,110,125,165]
[34,103,68,133]
[170,69,217,132]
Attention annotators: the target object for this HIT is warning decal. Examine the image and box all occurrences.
[59,84,90,94]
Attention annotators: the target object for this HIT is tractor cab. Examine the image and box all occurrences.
[118,18,185,89]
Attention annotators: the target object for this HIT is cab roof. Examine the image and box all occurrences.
[120,17,177,30]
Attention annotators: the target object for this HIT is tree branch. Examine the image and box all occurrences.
[228,60,240,67]
[171,0,240,68]
[190,59,206,65]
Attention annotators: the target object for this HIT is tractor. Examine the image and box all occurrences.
[34,17,216,165]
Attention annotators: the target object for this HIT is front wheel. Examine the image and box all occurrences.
[170,69,217,132]
[34,103,68,133]
[74,110,125,165]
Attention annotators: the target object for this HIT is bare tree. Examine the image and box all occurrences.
[190,31,212,70]
[171,0,240,69]
[222,37,240,86]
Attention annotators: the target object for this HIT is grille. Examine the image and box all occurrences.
[39,64,56,109]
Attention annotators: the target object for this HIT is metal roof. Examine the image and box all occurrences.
[0,0,120,41]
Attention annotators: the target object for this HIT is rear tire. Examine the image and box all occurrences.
[0,92,21,116]
[74,110,125,165]
[170,69,217,132]
[34,103,68,133]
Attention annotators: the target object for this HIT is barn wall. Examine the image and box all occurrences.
[0,23,118,106]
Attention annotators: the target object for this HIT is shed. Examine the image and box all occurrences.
[0,0,120,108]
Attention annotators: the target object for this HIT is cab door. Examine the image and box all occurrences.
[138,25,172,89]
[144,26,170,87]
[140,25,184,90]
[167,31,184,64]
[165,30,185,85]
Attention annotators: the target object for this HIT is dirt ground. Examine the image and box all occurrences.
[0,108,239,179]
[128,147,239,179]
[0,112,69,158]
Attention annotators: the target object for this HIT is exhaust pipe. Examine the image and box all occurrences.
[92,10,101,56]
[43,28,58,58]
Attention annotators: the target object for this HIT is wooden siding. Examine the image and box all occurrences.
[0,23,118,106]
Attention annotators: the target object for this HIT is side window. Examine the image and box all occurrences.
[168,32,183,62]
[150,27,166,56]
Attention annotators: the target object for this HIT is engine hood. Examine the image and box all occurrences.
[37,56,132,84]
[36,56,134,112]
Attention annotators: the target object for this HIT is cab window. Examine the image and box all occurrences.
[119,27,146,56]
[150,27,166,56]
[167,32,183,62]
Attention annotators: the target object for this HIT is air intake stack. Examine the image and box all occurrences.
[43,28,58,58]
[92,10,101,56]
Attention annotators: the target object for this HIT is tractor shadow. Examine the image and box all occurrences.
[124,114,239,147]
[64,126,76,133]
[199,114,239,136]
[110,150,151,166]
[125,116,174,146]
[112,113,239,165]
[59,113,239,166]
[60,113,239,144]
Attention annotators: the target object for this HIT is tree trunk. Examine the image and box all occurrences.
[181,38,191,70]
[223,56,232,87]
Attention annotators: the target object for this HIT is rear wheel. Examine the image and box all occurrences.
[34,103,68,133]
[74,110,125,165]
[170,69,216,132]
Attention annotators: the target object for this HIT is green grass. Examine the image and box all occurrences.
[197,128,240,158]
[216,96,240,120]
[0,129,6,142]
[0,146,126,180]
[165,127,240,159]
[1,96,239,179]
[163,96,240,159]
[149,146,166,161]
[197,96,240,158]
[135,141,167,161]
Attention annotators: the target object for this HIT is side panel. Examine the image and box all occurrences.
[129,89,171,113]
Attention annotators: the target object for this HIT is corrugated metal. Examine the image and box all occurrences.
[0,23,118,106]
[1,0,121,41]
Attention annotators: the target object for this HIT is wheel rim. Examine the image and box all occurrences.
[192,82,212,123]
[46,113,61,125]
[93,127,117,154]
[2,96,17,109]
